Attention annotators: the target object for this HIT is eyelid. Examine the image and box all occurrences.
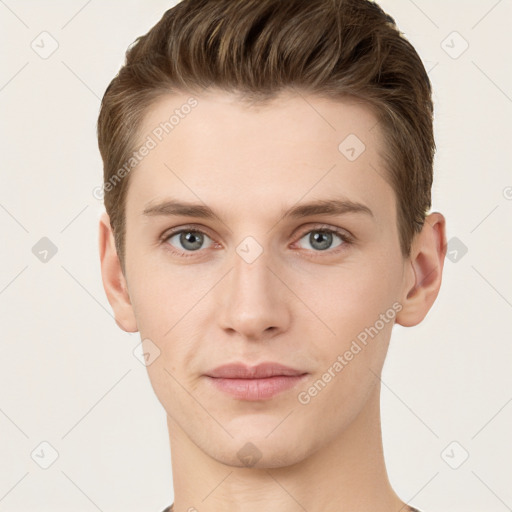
[160,223,216,243]
[293,223,354,243]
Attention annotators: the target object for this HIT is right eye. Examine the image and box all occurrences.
[163,228,216,255]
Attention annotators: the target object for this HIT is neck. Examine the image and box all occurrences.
[167,382,408,512]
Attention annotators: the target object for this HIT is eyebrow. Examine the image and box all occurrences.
[142,197,374,221]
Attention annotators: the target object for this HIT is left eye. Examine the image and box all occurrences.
[296,229,346,252]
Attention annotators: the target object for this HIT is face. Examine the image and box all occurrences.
[121,90,410,467]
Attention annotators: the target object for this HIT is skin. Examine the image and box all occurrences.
[99,89,446,512]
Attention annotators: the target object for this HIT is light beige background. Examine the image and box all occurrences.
[1,1,511,511]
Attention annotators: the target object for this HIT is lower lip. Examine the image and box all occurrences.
[206,374,308,401]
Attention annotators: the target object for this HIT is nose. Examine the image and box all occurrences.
[215,244,291,341]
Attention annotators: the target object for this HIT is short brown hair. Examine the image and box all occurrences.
[97,0,434,273]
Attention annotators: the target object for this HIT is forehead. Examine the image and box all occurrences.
[136,89,382,155]
[126,89,394,227]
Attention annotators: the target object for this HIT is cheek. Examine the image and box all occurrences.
[126,256,217,343]
[125,268,172,343]
[300,260,398,328]
[292,256,401,368]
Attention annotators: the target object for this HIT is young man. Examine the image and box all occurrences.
[97,0,446,511]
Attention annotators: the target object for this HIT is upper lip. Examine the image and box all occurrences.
[206,362,307,379]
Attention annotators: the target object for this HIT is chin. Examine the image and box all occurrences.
[200,431,311,470]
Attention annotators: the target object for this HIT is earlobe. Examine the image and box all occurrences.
[395,212,447,327]
[98,211,138,333]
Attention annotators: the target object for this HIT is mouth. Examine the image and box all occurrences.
[204,361,308,401]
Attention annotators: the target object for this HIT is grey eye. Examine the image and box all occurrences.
[297,230,343,251]
[167,230,213,252]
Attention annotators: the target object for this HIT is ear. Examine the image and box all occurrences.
[395,212,447,327]
[98,211,138,332]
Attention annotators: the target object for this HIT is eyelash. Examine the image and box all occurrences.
[159,224,354,259]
